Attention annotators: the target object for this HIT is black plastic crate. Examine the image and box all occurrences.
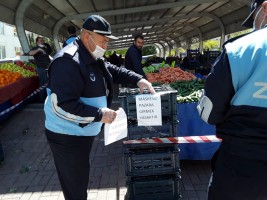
[123,141,178,150]
[125,173,182,200]
[124,146,180,177]
[119,85,175,95]
[127,120,178,140]
[123,119,178,149]
[203,50,221,69]
[127,115,177,125]
[203,50,221,59]
[118,86,177,119]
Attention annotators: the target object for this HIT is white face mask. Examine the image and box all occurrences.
[90,36,106,59]
[39,44,45,48]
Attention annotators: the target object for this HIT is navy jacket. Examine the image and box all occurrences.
[197,28,267,160]
[44,39,143,136]
[125,44,147,79]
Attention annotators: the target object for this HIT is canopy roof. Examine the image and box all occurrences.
[0,0,251,51]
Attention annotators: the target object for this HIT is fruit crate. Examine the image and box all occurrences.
[125,173,182,200]
[124,145,180,177]
[118,85,177,119]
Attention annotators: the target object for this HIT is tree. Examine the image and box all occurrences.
[27,33,35,49]
[203,40,220,51]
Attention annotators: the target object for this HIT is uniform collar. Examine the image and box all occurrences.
[76,38,96,65]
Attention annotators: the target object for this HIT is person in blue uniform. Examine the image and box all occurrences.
[44,15,155,200]
[62,25,77,48]
[197,0,267,199]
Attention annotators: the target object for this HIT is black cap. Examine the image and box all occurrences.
[242,0,265,28]
[82,15,118,40]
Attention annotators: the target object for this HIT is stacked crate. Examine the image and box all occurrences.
[203,50,221,69]
[118,85,182,200]
[187,49,201,70]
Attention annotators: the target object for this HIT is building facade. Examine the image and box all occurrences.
[0,22,23,60]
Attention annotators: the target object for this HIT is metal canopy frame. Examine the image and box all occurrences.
[0,0,251,54]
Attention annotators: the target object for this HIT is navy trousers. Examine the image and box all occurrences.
[45,129,95,200]
[208,144,267,200]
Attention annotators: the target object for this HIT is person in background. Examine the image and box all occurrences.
[180,56,188,71]
[29,36,52,102]
[108,51,122,67]
[197,0,267,199]
[44,15,155,200]
[125,34,147,79]
[62,25,77,48]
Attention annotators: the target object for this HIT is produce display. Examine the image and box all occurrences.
[0,61,38,88]
[15,61,37,73]
[146,66,195,83]
[0,70,21,87]
[0,61,40,123]
[0,62,38,78]
[143,59,206,103]
[143,61,170,74]
[170,80,205,103]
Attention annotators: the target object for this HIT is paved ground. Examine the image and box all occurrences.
[0,103,211,200]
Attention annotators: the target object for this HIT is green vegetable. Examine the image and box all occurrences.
[171,80,205,103]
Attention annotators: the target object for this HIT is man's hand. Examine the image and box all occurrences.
[101,108,117,124]
[137,78,156,94]
[29,48,45,56]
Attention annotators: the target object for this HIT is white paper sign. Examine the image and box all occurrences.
[104,107,128,146]
[136,94,162,126]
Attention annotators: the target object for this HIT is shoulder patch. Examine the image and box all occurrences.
[48,45,79,77]
[64,45,78,57]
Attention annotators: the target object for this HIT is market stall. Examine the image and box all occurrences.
[0,61,39,122]
[0,76,39,104]
[143,63,220,160]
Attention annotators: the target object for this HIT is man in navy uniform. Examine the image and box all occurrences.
[44,15,155,200]
[197,0,267,199]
